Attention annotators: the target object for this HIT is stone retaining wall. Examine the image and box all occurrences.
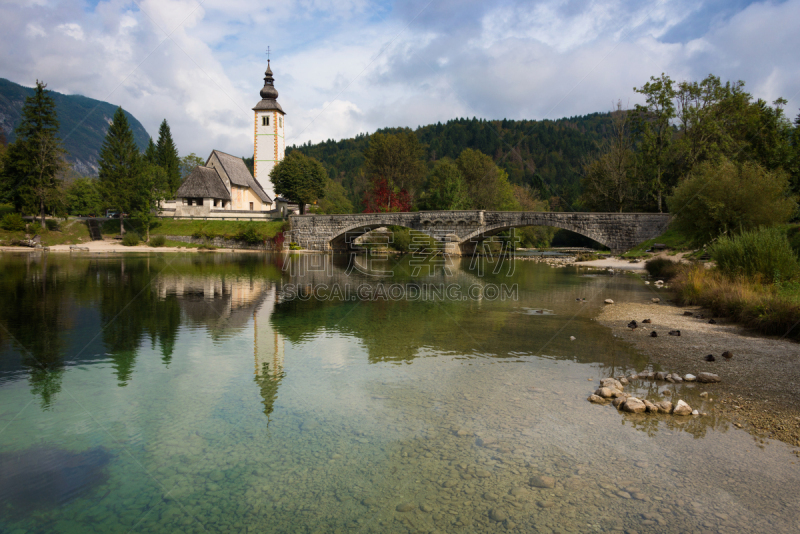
[164,235,280,251]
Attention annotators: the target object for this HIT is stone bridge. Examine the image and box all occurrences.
[287,211,671,254]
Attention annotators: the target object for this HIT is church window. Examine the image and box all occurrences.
[262,116,269,126]
[279,117,282,128]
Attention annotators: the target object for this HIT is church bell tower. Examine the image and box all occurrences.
[253,59,285,203]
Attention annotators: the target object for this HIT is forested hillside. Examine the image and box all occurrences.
[287,113,615,209]
[0,78,149,175]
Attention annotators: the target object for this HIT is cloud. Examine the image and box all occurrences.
[0,0,797,163]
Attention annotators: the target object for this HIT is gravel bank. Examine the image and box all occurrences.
[598,299,800,449]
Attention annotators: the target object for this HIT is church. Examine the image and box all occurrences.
[171,61,293,218]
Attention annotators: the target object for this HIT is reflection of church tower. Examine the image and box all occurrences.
[253,60,285,203]
[254,285,285,379]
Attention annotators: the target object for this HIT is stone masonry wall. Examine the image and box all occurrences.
[286,211,671,254]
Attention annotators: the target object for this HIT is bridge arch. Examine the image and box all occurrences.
[327,221,434,251]
[458,219,613,252]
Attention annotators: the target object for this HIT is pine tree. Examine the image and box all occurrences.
[144,137,157,165]
[155,119,180,195]
[4,81,65,228]
[98,107,143,235]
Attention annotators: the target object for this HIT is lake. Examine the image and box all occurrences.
[0,251,798,533]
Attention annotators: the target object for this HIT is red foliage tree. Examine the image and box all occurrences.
[362,177,411,213]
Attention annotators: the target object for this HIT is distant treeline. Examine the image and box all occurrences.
[283,113,615,210]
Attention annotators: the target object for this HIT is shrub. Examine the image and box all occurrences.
[149,235,167,247]
[235,224,263,244]
[667,160,797,245]
[45,219,60,231]
[710,227,800,283]
[1,213,26,231]
[289,242,301,250]
[192,230,203,239]
[645,257,681,279]
[122,232,141,246]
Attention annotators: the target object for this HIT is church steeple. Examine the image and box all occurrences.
[253,55,286,204]
[260,61,279,100]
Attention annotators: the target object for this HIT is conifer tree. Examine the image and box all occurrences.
[98,107,142,235]
[144,137,157,165]
[155,119,180,195]
[4,81,65,228]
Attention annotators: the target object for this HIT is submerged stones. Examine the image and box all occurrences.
[529,475,556,489]
[396,503,416,512]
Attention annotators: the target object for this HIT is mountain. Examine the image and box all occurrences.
[288,113,614,209]
[0,78,150,175]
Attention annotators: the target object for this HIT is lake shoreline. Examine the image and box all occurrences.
[598,299,800,449]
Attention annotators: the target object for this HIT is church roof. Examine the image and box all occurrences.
[253,60,285,114]
[253,99,285,113]
[209,150,273,203]
[175,165,231,200]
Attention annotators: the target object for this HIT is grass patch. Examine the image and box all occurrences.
[0,218,91,247]
[622,227,695,258]
[710,227,799,283]
[100,218,287,242]
[673,264,800,338]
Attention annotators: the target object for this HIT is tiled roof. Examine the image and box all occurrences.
[210,150,272,203]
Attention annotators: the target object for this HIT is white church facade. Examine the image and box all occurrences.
[169,61,296,219]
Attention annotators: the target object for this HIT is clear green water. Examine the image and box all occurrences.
[1,252,799,533]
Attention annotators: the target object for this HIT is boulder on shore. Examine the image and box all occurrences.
[697,372,721,383]
[654,400,673,413]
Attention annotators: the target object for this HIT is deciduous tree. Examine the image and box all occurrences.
[269,151,327,214]
[363,131,426,200]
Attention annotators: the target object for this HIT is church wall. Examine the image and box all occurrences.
[231,186,270,211]
[254,109,285,202]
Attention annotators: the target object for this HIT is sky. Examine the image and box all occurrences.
[1,0,799,159]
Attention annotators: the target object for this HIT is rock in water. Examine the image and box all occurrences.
[611,397,627,408]
[650,331,658,337]
[668,330,681,336]
[722,351,732,359]
[489,508,507,522]
[600,378,623,390]
[644,400,658,413]
[683,374,696,382]
[654,400,673,413]
[673,400,692,415]
[651,298,660,303]
[655,372,668,380]
[604,299,614,305]
[622,398,647,413]
[529,475,556,489]
[587,394,607,404]
[705,354,715,362]
[697,372,721,383]
[396,503,416,512]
